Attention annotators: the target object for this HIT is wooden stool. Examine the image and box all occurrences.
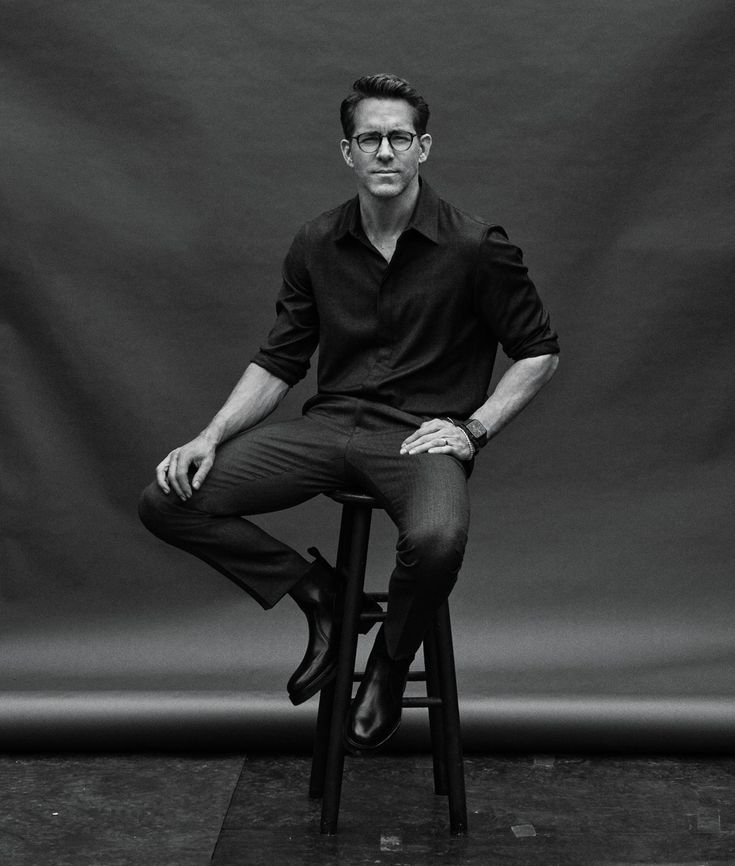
[308,489,468,836]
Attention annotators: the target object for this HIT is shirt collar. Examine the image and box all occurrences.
[334,179,440,245]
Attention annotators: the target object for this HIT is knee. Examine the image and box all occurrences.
[138,482,177,538]
[397,522,467,574]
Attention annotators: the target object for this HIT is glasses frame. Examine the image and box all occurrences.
[350,131,418,154]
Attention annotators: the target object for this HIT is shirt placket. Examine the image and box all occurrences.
[362,239,402,393]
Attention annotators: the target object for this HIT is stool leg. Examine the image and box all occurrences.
[423,620,448,795]
[320,504,373,835]
[309,679,335,798]
[434,601,468,836]
[309,504,355,798]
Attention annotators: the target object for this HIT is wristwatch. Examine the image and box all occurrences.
[464,418,488,450]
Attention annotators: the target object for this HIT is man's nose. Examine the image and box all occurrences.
[376,137,395,159]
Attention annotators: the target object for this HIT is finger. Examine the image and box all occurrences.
[168,452,186,499]
[402,419,444,447]
[406,434,455,455]
[427,437,473,461]
[403,428,425,446]
[402,436,433,454]
[191,456,213,491]
[404,418,442,443]
[401,421,451,453]
[174,457,193,499]
[156,461,171,493]
[403,427,454,453]
[427,433,459,453]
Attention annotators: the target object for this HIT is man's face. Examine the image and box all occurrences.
[340,98,432,201]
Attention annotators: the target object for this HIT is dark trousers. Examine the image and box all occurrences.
[138,397,471,660]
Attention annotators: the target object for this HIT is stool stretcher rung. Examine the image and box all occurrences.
[402,696,443,708]
[352,671,428,683]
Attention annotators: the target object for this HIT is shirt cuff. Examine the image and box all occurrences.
[250,351,307,387]
[508,337,560,361]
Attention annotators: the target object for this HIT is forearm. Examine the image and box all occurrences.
[201,362,290,445]
[471,354,558,442]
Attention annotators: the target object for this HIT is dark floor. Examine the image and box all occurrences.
[3,754,735,865]
[0,754,242,866]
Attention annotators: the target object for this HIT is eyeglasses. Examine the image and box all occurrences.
[350,131,417,153]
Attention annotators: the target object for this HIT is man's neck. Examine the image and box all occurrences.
[357,178,420,241]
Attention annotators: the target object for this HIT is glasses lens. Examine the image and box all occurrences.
[388,132,414,152]
[355,134,382,153]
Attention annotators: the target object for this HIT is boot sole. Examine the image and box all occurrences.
[343,716,402,752]
[287,658,338,706]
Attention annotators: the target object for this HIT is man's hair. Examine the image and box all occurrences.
[340,74,430,139]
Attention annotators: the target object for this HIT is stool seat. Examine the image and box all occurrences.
[326,489,381,508]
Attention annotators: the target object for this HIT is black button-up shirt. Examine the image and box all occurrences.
[252,181,559,419]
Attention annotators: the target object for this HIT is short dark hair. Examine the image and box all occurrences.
[340,74,430,139]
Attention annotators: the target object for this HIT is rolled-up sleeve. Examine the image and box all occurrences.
[250,225,320,386]
[474,227,560,360]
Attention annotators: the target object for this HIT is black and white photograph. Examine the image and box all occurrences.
[2,1,733,863]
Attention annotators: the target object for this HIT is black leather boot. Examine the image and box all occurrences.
[287,548,382,706]
[344,626,413,751]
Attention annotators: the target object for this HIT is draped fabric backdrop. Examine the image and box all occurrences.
[2,0,734,750]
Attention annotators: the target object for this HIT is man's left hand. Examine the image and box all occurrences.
[400,418,474,461]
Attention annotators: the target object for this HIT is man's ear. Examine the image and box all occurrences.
[340,139,354,168]
[418,133,432,163]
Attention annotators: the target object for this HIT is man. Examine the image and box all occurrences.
[139,73,559,751]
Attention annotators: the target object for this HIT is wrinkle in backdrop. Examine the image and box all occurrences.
[1,1,734,743]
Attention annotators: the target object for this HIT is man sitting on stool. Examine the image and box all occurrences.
[139,73,559,750]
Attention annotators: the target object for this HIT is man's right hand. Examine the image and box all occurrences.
[153,363,289,500]
[156,434,217,499]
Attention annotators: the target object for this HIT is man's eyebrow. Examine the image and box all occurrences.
[355,128,415,135]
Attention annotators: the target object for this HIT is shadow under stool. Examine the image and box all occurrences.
[308,489,468,836]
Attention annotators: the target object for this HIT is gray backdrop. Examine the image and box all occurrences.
[2,0,734,750]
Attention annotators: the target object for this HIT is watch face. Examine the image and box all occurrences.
[467,418,487,442]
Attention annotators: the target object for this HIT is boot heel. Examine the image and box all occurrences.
[307,547,383,635]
